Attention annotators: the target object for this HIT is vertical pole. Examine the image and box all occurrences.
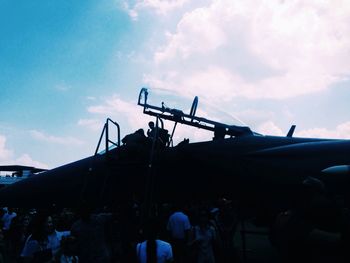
[168,122,178,147]
[143,116,159,220]
[241,220,247,263]
[105,121,109,155]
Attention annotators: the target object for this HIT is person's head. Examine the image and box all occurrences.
[172,201,188,213]
[136,128,145,136]
[45,216,55,234]
[30,212,51,241]
[22,214,31,229]
[143,218,159,240]
[218,197,232,212]
[198,208,210,227]
[148,121,155,129]
[143,218,159,263]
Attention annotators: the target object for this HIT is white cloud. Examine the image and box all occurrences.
[78,119,103,131]
[296,121,350,139]
[234,109,275,127]
[155,6,227,62]
[170,123,212,143]
[85,95,218,144]
[149,0,350,99]
[82,95,350,142]
[0,135,13,162]
[54,83,71,91]
[0,134,49,168]
[238,120,350,139]
[123,0,189,20]
[15,154,49,169]
[87,95,150,131]
[257,121,284,136]
[30,130,85,146]
[143,67,247,101]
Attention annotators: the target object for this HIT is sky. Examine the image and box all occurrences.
[1,0,350,169]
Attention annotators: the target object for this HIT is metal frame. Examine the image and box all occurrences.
[95,118,121,156]
[138,88,254,137]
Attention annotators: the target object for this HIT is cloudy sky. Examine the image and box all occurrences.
[1,0,350,168]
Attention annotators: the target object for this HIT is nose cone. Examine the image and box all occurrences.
[0,155,98,208]
[322,165,350,175]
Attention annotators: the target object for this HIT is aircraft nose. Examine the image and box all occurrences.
[322,165,350,175]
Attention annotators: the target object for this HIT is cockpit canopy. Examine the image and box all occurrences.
[138,87,256,142]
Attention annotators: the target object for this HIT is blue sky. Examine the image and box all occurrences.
[1,0,350,168]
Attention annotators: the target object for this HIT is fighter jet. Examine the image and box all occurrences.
[0,165,47,186]
[0,88,349,217]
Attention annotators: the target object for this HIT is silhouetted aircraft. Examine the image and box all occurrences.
[0,165,47,186]
[0,88,349,219]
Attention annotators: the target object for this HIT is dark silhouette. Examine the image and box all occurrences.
[2,86,350,243]
[270,177,349,263]
[70,204,112,263]
[147,121,170,146]
[188,208,218,263]
[136,218,173,263]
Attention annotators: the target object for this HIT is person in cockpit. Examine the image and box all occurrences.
[147,122,170,146]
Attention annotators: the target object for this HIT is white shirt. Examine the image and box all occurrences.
[48,230,71,255]
[2,211,17,230]
[21,235,49,258]
[21,230,70,257]
[136,240,173,263]
[193,226,216,263]
[167,211,191,239]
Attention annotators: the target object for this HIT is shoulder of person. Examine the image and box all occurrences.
[55,230,71,239]
[209,225,216,232]
[136,241,146,249]
[21,236,41,257]
[157,239,171,247]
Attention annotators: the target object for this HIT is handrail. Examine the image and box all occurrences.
[94,118,121,156]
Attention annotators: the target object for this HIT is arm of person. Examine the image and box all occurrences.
[165,242,174,263]
[211,226,220,247]
[21,238,37,256]
[184,216,191,243]
[184,229,191,244]
[20,238,39,263]
[186,227,196,246]
[187,227,203,247]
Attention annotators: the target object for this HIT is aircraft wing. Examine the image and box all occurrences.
[0,165,47,173]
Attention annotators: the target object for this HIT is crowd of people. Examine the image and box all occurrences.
[0,198,239,263]
[1,176,350,263]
